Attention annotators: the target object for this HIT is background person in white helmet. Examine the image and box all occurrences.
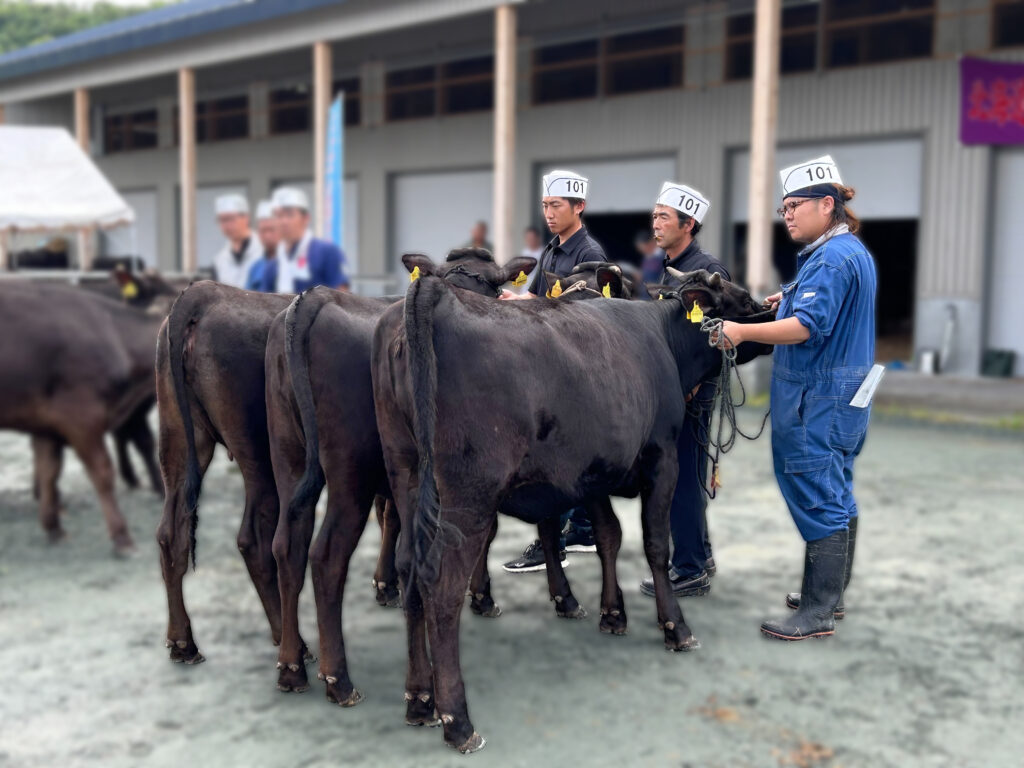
[640,182,728,600]
[260,186,350,293]
[244,200,281,291]
[501,168,607,574]
[212,193,262,288]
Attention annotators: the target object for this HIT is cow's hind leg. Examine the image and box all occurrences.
[468,517,501,617]
[113,427,140,490]
[310,488,375,706]
[125,406,163,496]
[423,519,492,753]
[372,496,401,607]
[271,474,317,693]
[157,426,214,663]
[70,430,134,554]
[238,472,291,654]
[32,435,65,542]
[538,515,586,619]
[589,497,627,635]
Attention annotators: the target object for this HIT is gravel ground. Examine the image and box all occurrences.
[1,414,1022,768]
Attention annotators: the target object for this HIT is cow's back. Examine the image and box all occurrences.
[0,282,135,433]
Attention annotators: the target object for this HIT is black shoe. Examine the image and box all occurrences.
[639,567,711,598]
[761,529,848,641]
[502,539,569,574]
[784,517,857,620]
[563,522,597,553]
[705,556,716,577]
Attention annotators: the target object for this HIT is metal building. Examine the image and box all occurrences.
[1,0,1023,376]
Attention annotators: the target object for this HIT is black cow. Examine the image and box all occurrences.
[156,282,294,664]
[372,269,770,752]
[0,277,175,553]
[265,249,537,701]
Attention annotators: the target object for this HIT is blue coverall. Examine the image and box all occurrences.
[770,229,877,542]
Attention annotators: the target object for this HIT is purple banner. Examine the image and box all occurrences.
[961,57,1024,145]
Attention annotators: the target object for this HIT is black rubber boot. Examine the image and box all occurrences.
[785,516,857,619]
[761,529,848,641]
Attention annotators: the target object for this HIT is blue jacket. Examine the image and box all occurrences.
[774,231,876,375]
[245,257,272,291]
[260,237,350,293]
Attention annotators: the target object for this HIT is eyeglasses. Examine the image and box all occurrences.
[776,199,815,218]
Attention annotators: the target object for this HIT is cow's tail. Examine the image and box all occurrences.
[405,276,462,585]
[166,285,203,570]
[284,289,327,523]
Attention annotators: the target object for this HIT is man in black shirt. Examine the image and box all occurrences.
[641,182,730,598]
[501,169,606,573]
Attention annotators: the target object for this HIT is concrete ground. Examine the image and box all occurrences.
[1,413,1022,768]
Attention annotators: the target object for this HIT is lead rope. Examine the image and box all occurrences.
[687,316,771,499]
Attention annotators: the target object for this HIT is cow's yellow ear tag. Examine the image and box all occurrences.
[658,293,664,301]
[409,266,421,283]
[550,280,563,298]
[690,301,704,324]
[711,463,722,490]
[513,271,528,287]
[602,283,612,298]
[121,281,138,299]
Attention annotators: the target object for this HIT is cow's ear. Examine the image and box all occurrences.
[402,252,436,277]
[596,266,625,298]
[113,266,141,301]
[543,271,563,297]
[499,256,537,285]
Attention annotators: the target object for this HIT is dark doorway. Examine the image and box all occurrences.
[730,218,917,363]
[578,211,652,268]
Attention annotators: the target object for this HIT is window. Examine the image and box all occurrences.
[604,26,684,95]
[386,65,437,120]
[993,0,1024,48]
[269,84,311,134]
[332,77,361,127]
[725,4,819,81]
[825,0,934,68]
[441,56,493,114]
[103,108,158,153]
[533,38,599,104]
[196,95,249,142]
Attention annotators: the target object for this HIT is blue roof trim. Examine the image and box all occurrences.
[0,0,350,83]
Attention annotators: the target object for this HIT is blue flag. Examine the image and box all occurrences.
[324,95,344,246]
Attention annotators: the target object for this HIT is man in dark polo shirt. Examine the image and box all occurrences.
[640,181,730,598]
[500,168,606,573]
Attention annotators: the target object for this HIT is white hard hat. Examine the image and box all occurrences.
[656,182,711,224]
[542,169,588,200]
[255,200,275,221]
[271,186,309,211]
[215,193,249,216]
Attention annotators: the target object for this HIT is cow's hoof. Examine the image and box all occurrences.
[322,674,363,707]
[555,598,587,620]
[599,608,628,635]
[45,527,67,544]
[301,646,317,665]
[167,638,204,664]
[276,661,309,692]
[405,692,441,726]
[469,593,502,618]
[374,580,401,608]
[112,532,136,558]
[663,623,700,652]
[449,732,486,754]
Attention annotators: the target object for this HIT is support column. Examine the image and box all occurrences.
[178,68,197,274]
[746,0,781,299]
[492,4,516,264]
[313,41,332,238]
[74,88,94,270]
[0,103,5,124]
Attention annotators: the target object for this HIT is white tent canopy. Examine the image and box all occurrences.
[0,126,134,233]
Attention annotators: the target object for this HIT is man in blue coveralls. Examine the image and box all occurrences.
[639,181,725,599]
[245,200,280,291]
[715,154,877,641]
[261,186,350,293]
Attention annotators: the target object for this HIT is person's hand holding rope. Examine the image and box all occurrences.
[710,320,744,351]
